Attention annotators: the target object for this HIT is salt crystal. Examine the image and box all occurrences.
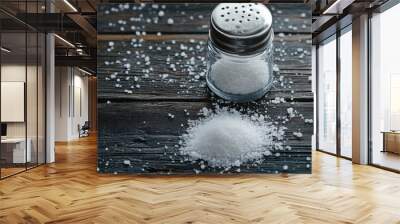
[287,107,295,118]
[158,10,164,17]
[167,113,175,119]
[167,18,174,24]
[293,131,303,138]
[304,119,313,124]
[123,160,131,165]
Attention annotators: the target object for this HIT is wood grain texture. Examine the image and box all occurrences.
[97,3,313,174]
[97,3,311,34]
[1,136,400,223]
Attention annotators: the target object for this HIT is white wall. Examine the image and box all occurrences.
[55,67,89,141]
[55,66,69,141]
[1,63,46,164]
[1,65,40,138]
[1,65,26,139]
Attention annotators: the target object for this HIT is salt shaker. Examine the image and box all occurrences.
[206,3,274,102]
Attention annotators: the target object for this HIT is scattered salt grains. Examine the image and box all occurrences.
[167,18,174,24]
[179,109,281,168]
[271,97,285,104]
[304,119,313,124]
[293,131,303,138]
[287,107,295,118]
[123,160,131,166]
[167,113,175,119]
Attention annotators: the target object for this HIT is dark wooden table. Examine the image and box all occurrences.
[97,3,313,174]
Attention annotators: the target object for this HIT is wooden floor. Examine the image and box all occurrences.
[1,167,26,178]
[1,135,400,224]
[372,150,400,171]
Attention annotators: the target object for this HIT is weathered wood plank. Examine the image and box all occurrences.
[98,101,312,174]
[98,101,313,150]
[97,3,311,34]
[97,34,312,100]
[98,154,312,174]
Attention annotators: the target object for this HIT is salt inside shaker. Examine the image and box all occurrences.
[206,3,274,102]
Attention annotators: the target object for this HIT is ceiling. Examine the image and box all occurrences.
[311,0,391,43]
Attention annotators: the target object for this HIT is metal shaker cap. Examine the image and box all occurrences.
[210,3,273,55]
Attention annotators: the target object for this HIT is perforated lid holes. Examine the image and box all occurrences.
[210,3,273,55]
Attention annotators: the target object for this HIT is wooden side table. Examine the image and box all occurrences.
[382,131,400,154]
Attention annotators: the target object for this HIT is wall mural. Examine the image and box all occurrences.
[97,3,313,174]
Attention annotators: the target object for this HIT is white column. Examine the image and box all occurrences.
[312,45,317,150]
[46,32,55,163]
[352,14,369,164]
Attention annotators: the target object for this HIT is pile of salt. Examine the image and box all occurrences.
[210,60,272,95]
[179,109,279,168]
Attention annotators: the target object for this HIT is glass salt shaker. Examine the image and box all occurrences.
[206,3,274,102]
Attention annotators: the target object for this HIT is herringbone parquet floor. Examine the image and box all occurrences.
[1,135,400,224]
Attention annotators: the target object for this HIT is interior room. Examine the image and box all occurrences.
[370,2,400,171]
[0,0,400,223]
[0,17,46,178]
